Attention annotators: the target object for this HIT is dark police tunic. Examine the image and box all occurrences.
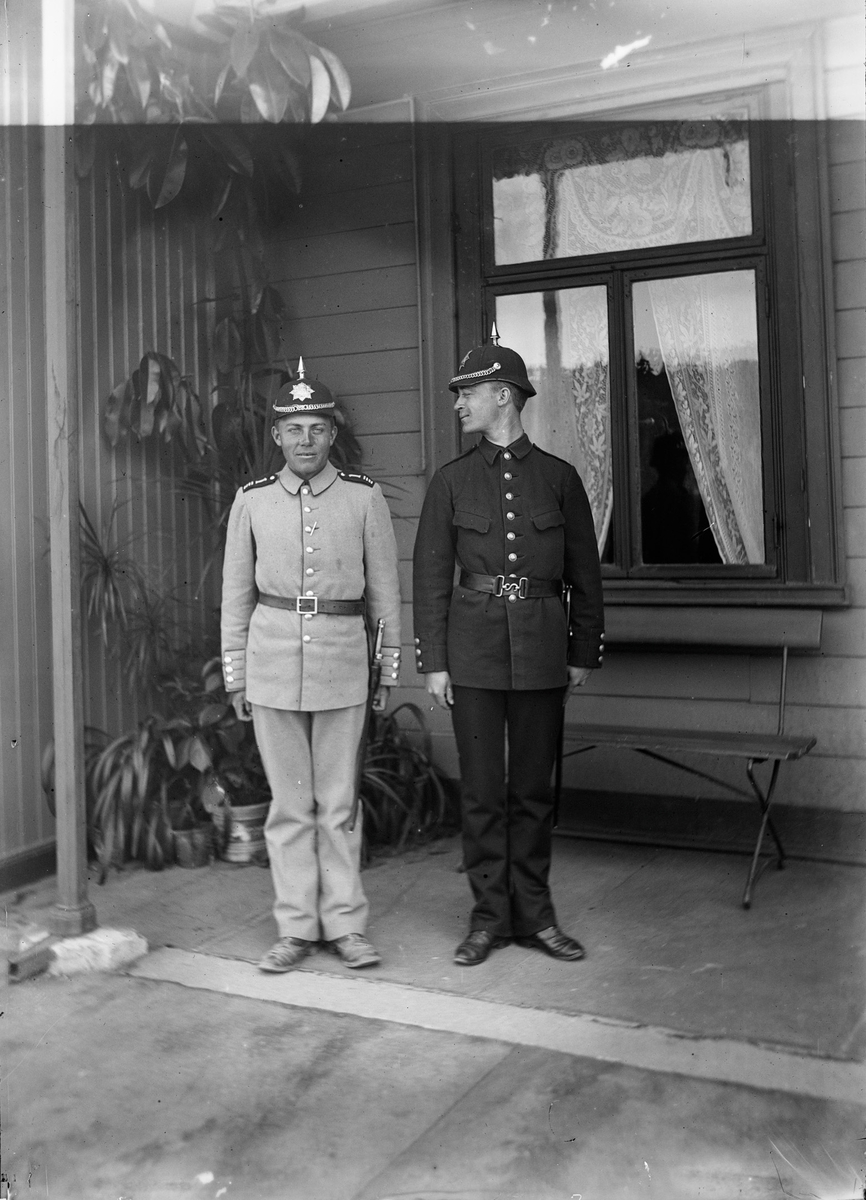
[413,432,605,938]
[413,433,604,685]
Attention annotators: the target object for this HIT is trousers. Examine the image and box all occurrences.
[251,702,368,941]
[450,685,565,938]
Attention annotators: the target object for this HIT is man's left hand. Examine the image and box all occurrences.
[566,666,592,697]
[372,684,389,713]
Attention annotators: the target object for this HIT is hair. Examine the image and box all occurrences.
[501,382,530,413]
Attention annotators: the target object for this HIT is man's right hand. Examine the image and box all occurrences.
[230,689,252,722]
[425,671,453,710]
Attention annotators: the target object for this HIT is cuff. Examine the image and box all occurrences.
[412,637,447,675]
[222,648,246,691]
[568,630,605,670]
[379,645,401,685]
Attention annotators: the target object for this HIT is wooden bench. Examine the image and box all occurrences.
[554,607,821,908]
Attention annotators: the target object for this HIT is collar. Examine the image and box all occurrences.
[477,433,532,465]
[278,461,338,496]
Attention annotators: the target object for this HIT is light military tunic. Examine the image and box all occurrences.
[221,461,401,711]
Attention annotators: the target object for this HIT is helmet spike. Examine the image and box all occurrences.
[297,355,306,380]
[490,321,500,346]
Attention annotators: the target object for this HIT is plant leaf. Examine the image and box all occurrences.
[230,20,260,79]
[198,703,227,727]
[128,143,154,190]
[104,380,131,446]
[214,317,242,373]
[309,54,330,124]
[200,126,254,177]
[189,735,212,773]
[268,29,311,89]
[318,45,351,111]
[100,55,120,106]
[148,128,188,209]
[125,52,152,109]
[214,60,232,106]
[247,49,291,123]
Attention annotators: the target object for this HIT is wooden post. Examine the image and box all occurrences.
[43,0,97,936]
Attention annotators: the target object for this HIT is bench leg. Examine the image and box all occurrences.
[742,758,785,909]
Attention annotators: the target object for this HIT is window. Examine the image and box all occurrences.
[442,110,844,607]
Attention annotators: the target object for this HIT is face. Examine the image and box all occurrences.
[272,414,337,480]
[453,381,506,436]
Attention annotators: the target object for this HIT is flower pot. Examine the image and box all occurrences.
[172,823,212,868]
[211,800,269,864]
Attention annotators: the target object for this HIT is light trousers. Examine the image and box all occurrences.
[251,702,368,941]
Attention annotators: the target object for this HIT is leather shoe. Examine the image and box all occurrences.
[517,926,585,961]
[454,930,510,967]
[327,933,381,969]
[258,937,312,973]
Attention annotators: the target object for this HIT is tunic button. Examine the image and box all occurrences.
[306,546,314,553]
[304,506,312,513]
[304,526,312,533]
[224,655,232,664]
[301,487,309,494]
[305,567,314,576]
[506,512,515,520]
[303,635,311,643]
[506,532,516,541]
[305,614,313,621]
[508,553,517,562]
[503,452,512,460]
[508,594,517,602]
[504,472,512,480]
[505,492,513,500]
[306,590,315,596]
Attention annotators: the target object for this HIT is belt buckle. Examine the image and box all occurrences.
[495,576,529,599]
[296,596,318,615]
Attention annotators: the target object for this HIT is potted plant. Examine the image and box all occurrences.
[195,657,271,865]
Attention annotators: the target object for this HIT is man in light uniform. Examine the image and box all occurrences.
[221,363,401,972]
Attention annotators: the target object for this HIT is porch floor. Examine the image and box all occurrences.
[3,833,865,1199]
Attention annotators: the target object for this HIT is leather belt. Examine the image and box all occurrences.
[458,570,561,599]
[258,593,365,616]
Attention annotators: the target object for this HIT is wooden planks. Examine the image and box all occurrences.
[0,127,55,872]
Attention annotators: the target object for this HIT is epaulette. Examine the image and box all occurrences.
[339,471,375,488]
[242,474,279,492]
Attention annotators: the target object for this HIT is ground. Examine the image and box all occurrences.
[2,835,864,1200]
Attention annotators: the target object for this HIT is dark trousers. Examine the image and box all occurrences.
[450,685,565,938]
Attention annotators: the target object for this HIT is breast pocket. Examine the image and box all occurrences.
[453,510,491,534]
[531,509,565,532]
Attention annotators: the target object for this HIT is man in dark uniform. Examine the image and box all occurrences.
[412,332,604,967]
[221,362,402,973]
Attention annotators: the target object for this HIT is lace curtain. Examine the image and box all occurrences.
[520,288,613,554]
[496,120,763,565]
[493,121,752,265]
[645,274,765,565]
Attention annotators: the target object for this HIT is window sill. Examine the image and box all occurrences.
[603,601,832,649]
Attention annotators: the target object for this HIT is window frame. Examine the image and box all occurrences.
[428,108,844,611]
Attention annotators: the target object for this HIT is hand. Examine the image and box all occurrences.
[230,689,252,722]
[425,671,453,710]
[372,684,389,713]
[566,666,592,698]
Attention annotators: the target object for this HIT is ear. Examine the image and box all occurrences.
[328,422,338,446]
[496,385,510,407]
[271,423,281,445]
